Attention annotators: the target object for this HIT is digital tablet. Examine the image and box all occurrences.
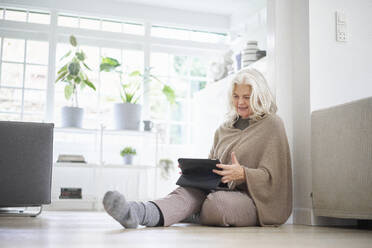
[176,158,231,191]
[177,158,221,175]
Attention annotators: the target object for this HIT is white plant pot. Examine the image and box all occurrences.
[61,106,84,128]
[113,103,142,130]
[122,155,134,165]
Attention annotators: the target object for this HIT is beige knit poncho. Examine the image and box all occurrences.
[208,114,292,226]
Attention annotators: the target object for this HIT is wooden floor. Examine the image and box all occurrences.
[0,211,371,248]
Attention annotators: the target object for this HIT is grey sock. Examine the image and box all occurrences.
[102,190,139,228]
[129,201,160,227]
[102,190,160,228]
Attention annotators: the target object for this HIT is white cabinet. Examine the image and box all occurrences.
[46,126,159,211]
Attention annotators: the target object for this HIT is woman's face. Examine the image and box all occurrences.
[233,84,253,119]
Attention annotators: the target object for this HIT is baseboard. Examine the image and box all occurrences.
[294,207,358,226]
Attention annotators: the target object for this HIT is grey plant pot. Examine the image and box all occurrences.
[113,103,142,130]
[61,106,84,128]
[122,155,134,165]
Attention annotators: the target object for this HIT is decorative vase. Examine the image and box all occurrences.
[61,106,84,128]
[123,155,134,165]
[113,103,142,130]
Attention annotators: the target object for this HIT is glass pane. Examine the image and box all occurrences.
[22,113,44,122]
[123,50,143,73]
[151,26,189,40]
[0,88,22,112]
[53,85,67,123]
[190,80,207,97]
[150,52,168,76]
[79,90,99,128]
[170,100,186,121]
[148,76,167,97]
[80,45,100,71]
[170,55,188,77]
[25,65,47,89]
[190,57,207,77]
[0,8,4,19]
[23,90,46,113]
[3,38,25,62]
[170,124,186,144]
[100,70,121,116]
[56,43,70,67]
[123,23,144,35]
[58,15,78,27]
[26,40,49,64]
[28,11,50,24]
[155,122,167,144]
[1,63,24,87]
[101,47,122,62]
[102,20,122,33]
[0,113,21,121]
[5,9,27,22]
[169,77,188,98]
[149,96,167,120]
[80,17,100,30]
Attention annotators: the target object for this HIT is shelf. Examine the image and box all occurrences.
[54,162,98,168]
[101,164,157,169]
[102,128,156,137]
[54,126,157,137]
[54,162,157,169]
[54,127,99,134]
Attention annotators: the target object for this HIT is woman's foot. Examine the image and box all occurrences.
[102,191,139,228]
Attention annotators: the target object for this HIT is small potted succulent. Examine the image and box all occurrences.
[55,35,96,128]
[120,146,137,165]
[100,57,175,130]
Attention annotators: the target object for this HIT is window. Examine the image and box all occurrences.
[0,7,224,149]
[151,25,227,43]
[1,7,50,24]
[54,43,143,128]
[150,52,209,145]
[58,14,144,35]
[0,38,49,122]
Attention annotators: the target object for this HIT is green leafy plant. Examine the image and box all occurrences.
[55,35,96,107]
[120,146,137,156]
[99,56,175,104]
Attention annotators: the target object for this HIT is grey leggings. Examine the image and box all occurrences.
[152,186,258,227]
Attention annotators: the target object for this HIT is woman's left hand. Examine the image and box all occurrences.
[212,152,245,184]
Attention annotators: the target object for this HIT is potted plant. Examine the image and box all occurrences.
[158,158,175,180]
[120,146,137,165]
[100,57,175,130]
[55,35,96,128]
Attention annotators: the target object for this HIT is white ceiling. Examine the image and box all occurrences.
[114,0,264,16]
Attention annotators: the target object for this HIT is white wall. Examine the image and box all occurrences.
[309,0,372,111]
[269,0,372,225]
[230,0,267,57]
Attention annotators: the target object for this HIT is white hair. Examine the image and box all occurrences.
[226,68,277,126]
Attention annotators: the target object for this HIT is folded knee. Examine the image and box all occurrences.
[200,192,229,226]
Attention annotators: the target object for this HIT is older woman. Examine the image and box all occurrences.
[103,68,292,228]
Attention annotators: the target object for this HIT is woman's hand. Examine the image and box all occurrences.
[212,152,245,184]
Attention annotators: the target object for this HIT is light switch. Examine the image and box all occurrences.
[335,11,347,42]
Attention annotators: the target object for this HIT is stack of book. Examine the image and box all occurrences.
[59,188,82,199]
[57,154,86,163]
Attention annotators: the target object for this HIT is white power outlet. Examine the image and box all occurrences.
[336,11,347,42]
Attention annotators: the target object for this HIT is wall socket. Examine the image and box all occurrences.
[336,11,347,42]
